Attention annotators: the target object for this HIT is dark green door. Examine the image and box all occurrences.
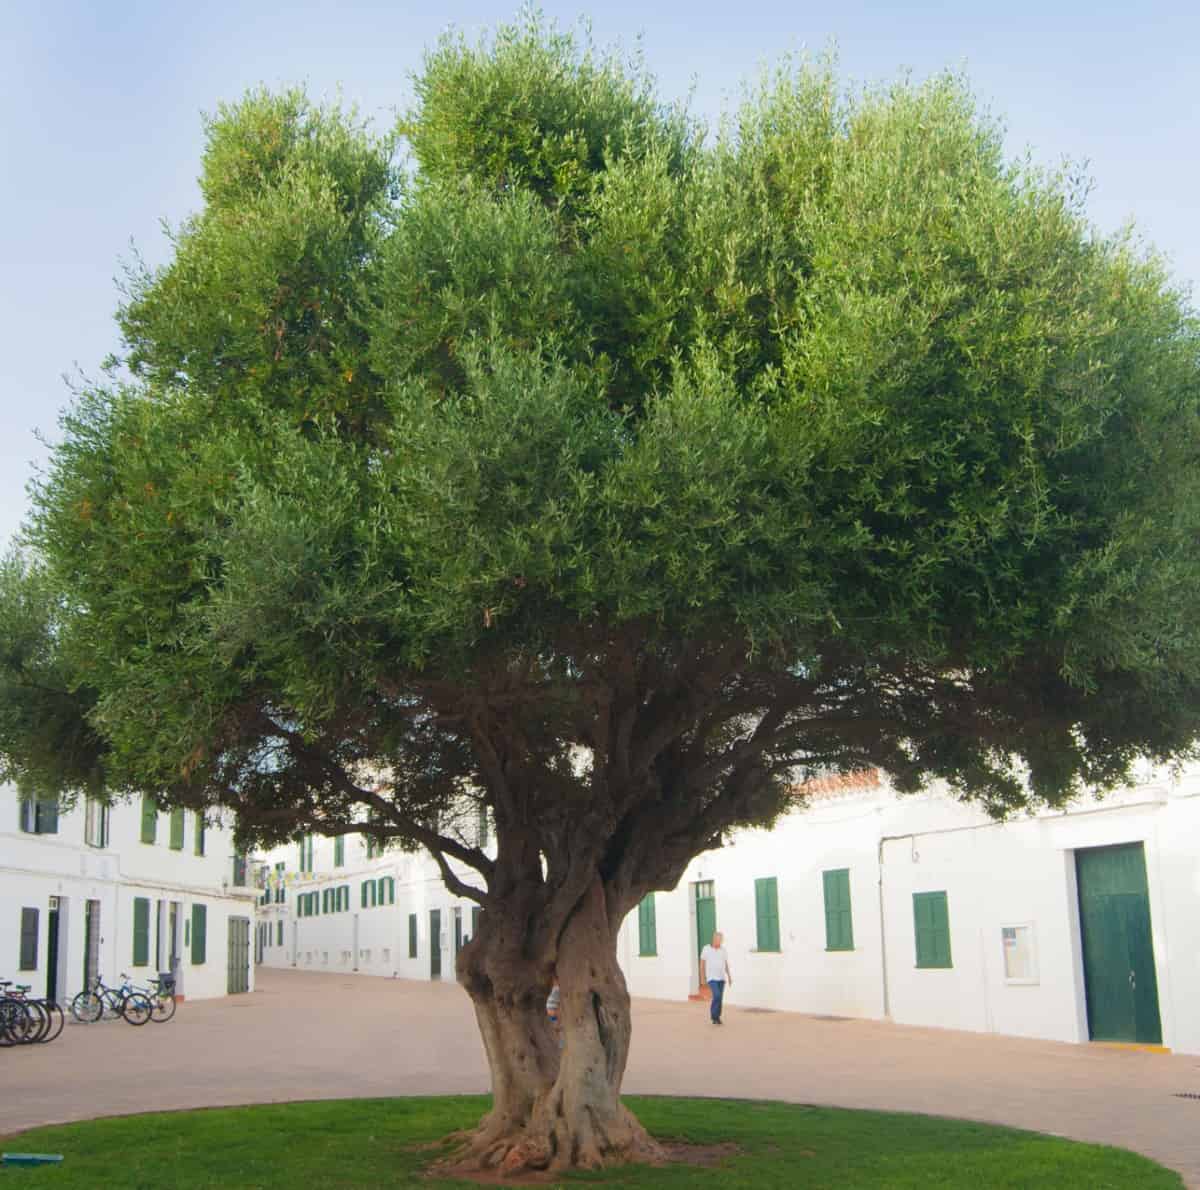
[430,909,442,980]
[1076,843,1162,1044]
[695,881,716,982]
[227,916,250,994]
[45,902,60,1005]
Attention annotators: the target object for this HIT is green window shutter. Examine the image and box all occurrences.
[361,881,368,908]
[378,877,394,905]
[276,920,283,946]
[38,798,59,834]
[823,869,854,951]
[409,913,418,957]
[140,796,158,844]
[194,813,206,856]
[169,807,185,850]
[321,889,329,914]
[19,907,39,970]
[638,894,657,956]
[132,897,150,966]
[334,836,344,867]
[191,904,207,965]
[307,836,314,872]
[913,892,952,968]
[368,880,377,908]
[755,877,780,951]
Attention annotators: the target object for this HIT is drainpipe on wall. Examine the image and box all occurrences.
[876,832,913,1022]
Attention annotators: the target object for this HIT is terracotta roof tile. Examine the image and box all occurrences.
[789,768,883,802]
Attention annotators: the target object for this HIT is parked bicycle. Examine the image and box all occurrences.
[70,973,153,1026]
[129,972,177,1023]
[0,979,65,1045]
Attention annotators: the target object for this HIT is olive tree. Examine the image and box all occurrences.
[4,17,1199,1176]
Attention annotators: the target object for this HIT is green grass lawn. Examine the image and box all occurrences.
[0,1096,1181,1189]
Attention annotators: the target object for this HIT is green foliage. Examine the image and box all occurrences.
[4,15,1200,847]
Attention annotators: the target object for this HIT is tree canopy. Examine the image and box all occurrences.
[3,14,1199,1173]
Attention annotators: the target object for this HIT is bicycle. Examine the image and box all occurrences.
[70,973,153,1026]
[129,973,177,1023]
[0,980,65,1044]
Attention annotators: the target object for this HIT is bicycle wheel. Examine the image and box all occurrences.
[71,989,102,1023]
[23,1000,49,1043]
[37,1000,66,1043]
[150,992,177,1023]
[122,991,153,1026]
[0,997,20,1046]
[0,999,35,1045]
[101,990,125,1020]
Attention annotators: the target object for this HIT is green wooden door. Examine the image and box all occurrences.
[695,881,716,976]
[1076,843,1162,1044]
[226,916,250,994]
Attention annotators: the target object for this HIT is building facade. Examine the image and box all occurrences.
[619,765,1200,1056]
[1,785,258,1002]
[258,766,1200,1057]
[256,824,489,983]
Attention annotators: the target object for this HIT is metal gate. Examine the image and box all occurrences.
[227,916,251,994]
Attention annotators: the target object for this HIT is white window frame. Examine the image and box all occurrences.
[1000,922,1039,985]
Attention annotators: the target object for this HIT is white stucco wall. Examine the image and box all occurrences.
[1,786,258,1001]
[618,769,1200,1055]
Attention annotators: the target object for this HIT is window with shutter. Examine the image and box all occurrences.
[140,796,158,843]
[822,869,854,951]
[169,807,185,850]
[637,894,657,956]
[132,897,150,966]
[194,813,206,856]
[276,921,283,946]
[754,877,781,952]
[334,836,345,867]
[85,798,109,848]
[21,797,60,835]
[409,913,418,957]
[913,891,952,968]
[191,903,207,965]
[19,907,39,970]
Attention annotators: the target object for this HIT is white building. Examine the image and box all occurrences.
[1,785,258,1003]
[257,826,487,982]
[619,765,1200,1056]
[258,765,1200,1057]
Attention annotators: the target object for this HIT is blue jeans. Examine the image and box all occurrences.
[708,979,725,1022]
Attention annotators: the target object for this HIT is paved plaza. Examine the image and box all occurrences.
[3,967,1198,1186]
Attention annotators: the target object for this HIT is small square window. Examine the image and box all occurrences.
[1001,923,1038,984]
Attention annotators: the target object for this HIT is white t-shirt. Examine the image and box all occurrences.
[700,944,729,982]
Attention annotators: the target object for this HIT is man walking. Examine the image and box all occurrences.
[699,931,732,1025]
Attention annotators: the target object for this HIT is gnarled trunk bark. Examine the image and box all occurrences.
[448,878,660,1176]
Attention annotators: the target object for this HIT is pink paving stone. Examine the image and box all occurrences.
[2,967,1197,1186]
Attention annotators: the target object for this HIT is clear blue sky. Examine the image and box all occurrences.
[2,0,1196,549]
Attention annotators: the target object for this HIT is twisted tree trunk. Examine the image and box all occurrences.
[449,878,660,1176]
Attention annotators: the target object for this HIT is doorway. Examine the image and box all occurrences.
[693,881,716,990]
[82,899,101,993]
[227,916,251,993]
[46,897,62,1005]
[430,909,442,980]
[1075,843,1162,1044]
